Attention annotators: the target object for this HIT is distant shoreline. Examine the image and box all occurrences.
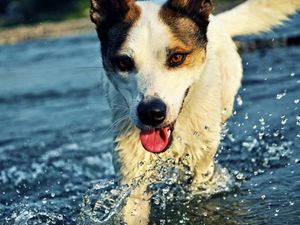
[0,18,93,45]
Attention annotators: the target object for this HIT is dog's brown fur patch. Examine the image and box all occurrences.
[90,0,141,72]
[159,0,212,47]
[90,0,140,29]
[123,0,141,22]
[160,4,208,69]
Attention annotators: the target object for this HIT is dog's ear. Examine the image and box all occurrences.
[90,0,140,37]
[165,0,214,20]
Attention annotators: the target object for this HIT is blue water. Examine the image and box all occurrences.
[0,14,300,224]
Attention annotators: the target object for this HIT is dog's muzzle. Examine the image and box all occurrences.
[137,97,173,154]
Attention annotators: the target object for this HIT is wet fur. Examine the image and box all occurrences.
[90,0,300,224]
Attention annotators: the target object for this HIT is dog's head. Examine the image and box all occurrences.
[91,0,213,153]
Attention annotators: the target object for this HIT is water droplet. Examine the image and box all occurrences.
[296,115,300,126]
[273,130,279,137]
[236,173,244,180]
[289,201,295,206]
[237,95,243,106]
[290,72,295,77]
[258,132,264,140]
[228,134,235,142]
[42,198,47,204]
[276,92,286,100]
[268,67,273,71]
[294,99,299,104]
[281,115,288,125]
[160,219,166,225]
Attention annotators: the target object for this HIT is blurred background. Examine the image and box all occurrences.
[0,0,241,25]
[0,0,244,44]
[0,0,88,25]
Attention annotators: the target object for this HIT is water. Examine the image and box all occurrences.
[1,14,300,224]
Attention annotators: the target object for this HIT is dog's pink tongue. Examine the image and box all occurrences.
[140,128,169,153]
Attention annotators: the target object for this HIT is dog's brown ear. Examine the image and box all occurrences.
[90,0,139,26]
[165,0,214,20]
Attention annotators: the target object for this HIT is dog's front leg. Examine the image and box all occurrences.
[122,184,151,225]
[190,160,216,193]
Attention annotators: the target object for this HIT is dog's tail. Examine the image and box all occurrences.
[215,0,300,37]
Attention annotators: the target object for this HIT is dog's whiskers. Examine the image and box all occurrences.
[104,114,129,135]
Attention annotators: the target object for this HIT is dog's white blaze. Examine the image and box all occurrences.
[117,1,206,125]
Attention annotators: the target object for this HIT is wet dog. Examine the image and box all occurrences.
[90,0,300,223]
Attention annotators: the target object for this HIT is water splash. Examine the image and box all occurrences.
[10,206,65,225]
[78,158,235,224]
[78,179,131,224]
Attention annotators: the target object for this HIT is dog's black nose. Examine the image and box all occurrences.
[137,97,167,126]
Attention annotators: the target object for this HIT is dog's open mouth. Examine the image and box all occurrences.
[140,125,173,153]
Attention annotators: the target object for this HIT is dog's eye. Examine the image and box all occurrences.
[114,56,134,72]
[168,53,187,67]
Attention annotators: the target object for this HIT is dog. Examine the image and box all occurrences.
[90,0,300,223]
